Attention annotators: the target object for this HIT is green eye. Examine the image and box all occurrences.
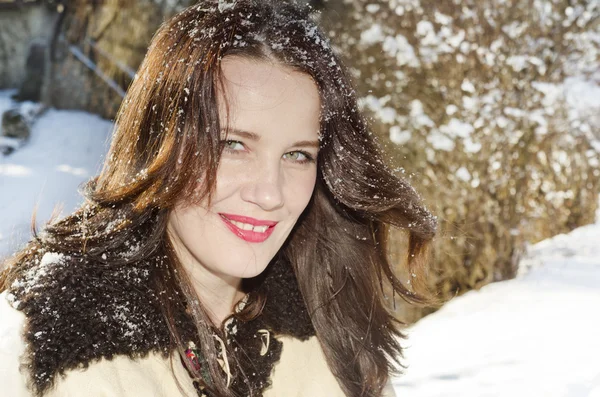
[222,140,244,151]
[283,151,315,164]
[284,152,304,161]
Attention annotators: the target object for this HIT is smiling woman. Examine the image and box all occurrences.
[168,57,321,324]
[0,1,440,397]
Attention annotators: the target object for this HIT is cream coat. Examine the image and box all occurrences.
[0,292,397,397]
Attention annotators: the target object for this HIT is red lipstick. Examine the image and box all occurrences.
[219,213,278,243]
[219,214,278,226]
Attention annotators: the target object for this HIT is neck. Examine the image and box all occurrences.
[168,232,245,326]
[189,268,245,326]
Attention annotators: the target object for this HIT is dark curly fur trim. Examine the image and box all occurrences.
[8,250,173,396]
[257,257,315,339]
[7,247,314,397]
[224,311,284,395]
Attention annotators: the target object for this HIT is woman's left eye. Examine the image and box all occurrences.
[283,151,314,164]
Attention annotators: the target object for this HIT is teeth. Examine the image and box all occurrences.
[228,219,270,233]
[253,225,269,233]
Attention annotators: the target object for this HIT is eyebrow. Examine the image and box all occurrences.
[223,128,320,149]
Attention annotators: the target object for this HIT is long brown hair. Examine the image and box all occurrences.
[1,1,440,396]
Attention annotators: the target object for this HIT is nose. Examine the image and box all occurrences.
[240,160,285,211]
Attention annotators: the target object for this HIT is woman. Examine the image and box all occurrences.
[0,1,440,396]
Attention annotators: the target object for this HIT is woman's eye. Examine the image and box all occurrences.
[283,151,314,164]
[222,140,244,151]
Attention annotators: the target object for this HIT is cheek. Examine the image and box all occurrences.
[169,206,205,240]
[212,162,243,198]
[286,171,317,213]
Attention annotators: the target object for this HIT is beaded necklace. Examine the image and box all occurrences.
[180,297,246,396]
[181,340,213,396]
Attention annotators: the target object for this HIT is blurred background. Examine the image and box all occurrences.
[1,0,599,395]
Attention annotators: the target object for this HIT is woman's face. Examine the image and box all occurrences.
[168,57,320,284]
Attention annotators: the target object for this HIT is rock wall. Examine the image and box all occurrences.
[0,3,57,89]
[43,0,191,119]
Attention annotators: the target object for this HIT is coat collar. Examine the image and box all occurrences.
[9,248,314,396]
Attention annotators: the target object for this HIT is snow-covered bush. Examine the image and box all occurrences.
[318,0,600,322]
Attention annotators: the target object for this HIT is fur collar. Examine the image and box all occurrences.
[7,248,314,396]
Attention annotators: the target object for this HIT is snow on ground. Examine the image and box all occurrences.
[1,90,599,397]
[0,90,112,258]
[393,199,600,396]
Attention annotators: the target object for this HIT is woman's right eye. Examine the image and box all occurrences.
[221,140,245,152]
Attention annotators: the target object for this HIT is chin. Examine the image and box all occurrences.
[222,258,271,279]
[238,268,267,279]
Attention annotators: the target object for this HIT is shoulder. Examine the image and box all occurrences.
[267,334,397,397]
[41,351,195,397]
[0,291,31,396]
[266,335,344,396]
[0,293,194,397]
[6,250,173,396]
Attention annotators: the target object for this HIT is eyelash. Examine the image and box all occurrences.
[220,140,316,164]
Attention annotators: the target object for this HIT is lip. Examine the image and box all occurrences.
[219,213,278,243]
[219,213,278,227]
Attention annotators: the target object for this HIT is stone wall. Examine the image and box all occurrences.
[0,3,57,89]
[42,0,191,119]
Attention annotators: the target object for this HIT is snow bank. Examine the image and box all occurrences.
[393,197,600,397]
[0,90,112,258]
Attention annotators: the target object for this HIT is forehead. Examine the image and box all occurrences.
[217,57,321,129]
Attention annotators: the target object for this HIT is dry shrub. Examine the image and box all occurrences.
[318,0,600,322]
